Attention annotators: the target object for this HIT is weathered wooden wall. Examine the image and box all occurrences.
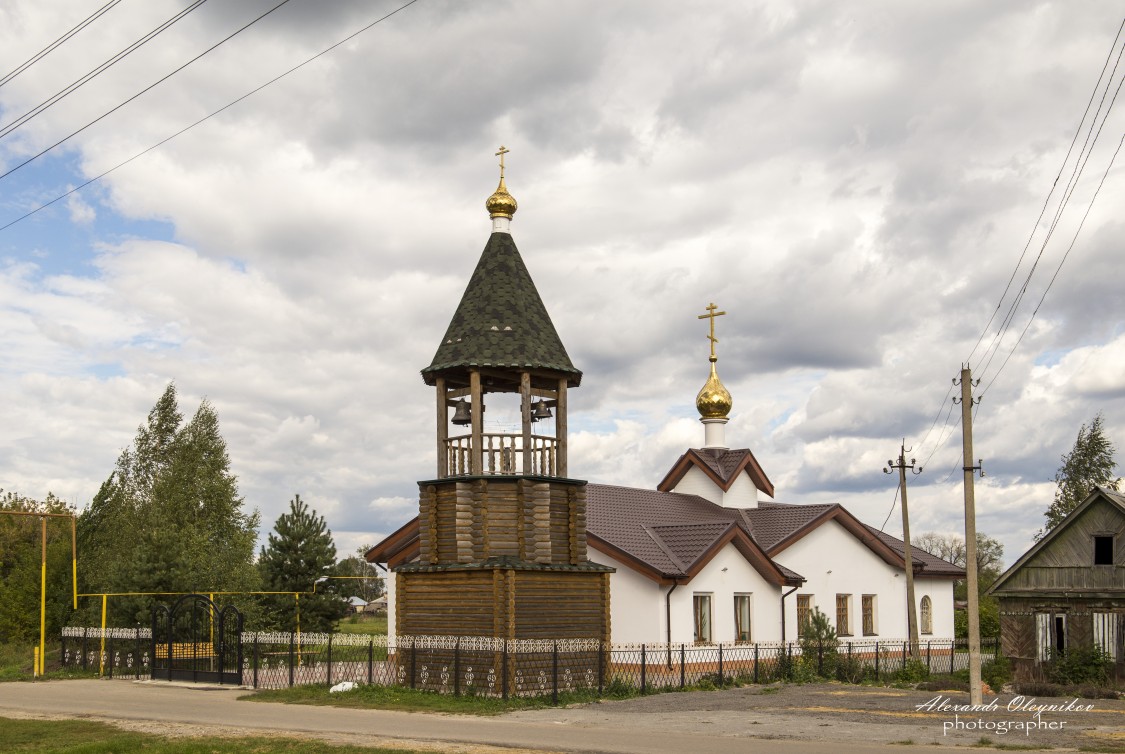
[1001,500,1125,592]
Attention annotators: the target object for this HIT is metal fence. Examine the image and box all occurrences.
[61,628,999,699]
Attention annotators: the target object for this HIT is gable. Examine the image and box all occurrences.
[658,448,774,498]
[989,488,1125,596]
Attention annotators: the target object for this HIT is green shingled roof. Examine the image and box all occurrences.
[422,232,582,386]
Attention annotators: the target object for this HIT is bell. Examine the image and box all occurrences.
[451,400,472,426]
[531,401,553,421]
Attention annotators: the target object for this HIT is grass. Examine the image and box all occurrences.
[0,642,97,682]
[0,716,431,753]
[335,615,387,635]
[244,682,615,715]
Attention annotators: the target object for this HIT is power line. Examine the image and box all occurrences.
[0,0,297,183]
[0,0,210,141]
[0,0,423,233]
[0,0,123,89]
[965,15,1125,369]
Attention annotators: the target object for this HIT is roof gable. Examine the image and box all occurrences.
[988,487,1125,595]
[422,232,580,386]
[657,448,774,497]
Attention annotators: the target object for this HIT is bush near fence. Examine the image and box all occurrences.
[61,627,999,698]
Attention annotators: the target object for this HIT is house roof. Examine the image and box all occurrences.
[657,448,774,497]
[365,481,963,587]
[987,486,1125,596]
[421,232,581,387]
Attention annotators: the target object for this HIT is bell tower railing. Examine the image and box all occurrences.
[445,433,557,477]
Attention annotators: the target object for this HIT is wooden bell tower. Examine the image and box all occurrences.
[394,148,612,646]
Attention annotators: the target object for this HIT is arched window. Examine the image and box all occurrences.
[920,596,933,635]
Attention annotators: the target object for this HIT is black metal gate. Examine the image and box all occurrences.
[151,594,243,684]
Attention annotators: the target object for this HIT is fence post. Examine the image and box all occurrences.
[597,640,604,695]
[253,636,259,689]
[326,634,333,688]
[61,631,67,668]
[552,641,558,706]
[926,641,931,673]
[753,643,759,684]
[817,640,823,677]
[501,640,509,700]
[786,642,792,681]
[874,641,879,682]
[718,643,724,686]
[848,641,853,681]
[902,640,907,672]
[455,638,461,697]
[950,639,954,676]
[368,638,374,686]
[641,644,647,694]
[410,638,418,690]
[107,634,114,679]
[288,632,295,688]
[680,644,686,689]
[82,627,88,671]
[135,627,141,680]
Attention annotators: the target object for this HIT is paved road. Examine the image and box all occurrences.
[0,679,1064,753]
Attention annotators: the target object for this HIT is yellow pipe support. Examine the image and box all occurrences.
[99,594,107,677]
[39,517,47,676]
[71,515,77,610]
[33,647,39,678]
[295,592,301,667]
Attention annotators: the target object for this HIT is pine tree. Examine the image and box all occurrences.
[258,495,347,632]
[1038,413,1121,539]
[76,384,260,625]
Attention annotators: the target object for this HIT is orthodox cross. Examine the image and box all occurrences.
[496,145,510,179]
[698,302,726,361]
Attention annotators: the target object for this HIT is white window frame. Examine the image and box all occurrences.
[920,595,933,635]
[835,593,852,636]
[1036,612,1067,661]
[796,594,813,633]
[862,594,878,636]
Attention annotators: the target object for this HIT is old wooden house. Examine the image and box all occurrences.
[988,487,1125,681]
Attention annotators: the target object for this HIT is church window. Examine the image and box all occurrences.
[693,594,712,643]
[835,594,851,636]
[862,595,877,635]
[734,594,752,642]
[920,596,933,635]
[1094,536,1113,565]
[1093,613,1121,660]
[796,595,812,631]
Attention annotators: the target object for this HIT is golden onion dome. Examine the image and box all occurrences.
[696,360,732,419]
[486,176,518,219]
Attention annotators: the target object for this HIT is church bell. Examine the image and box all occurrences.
[531,400,553,422]
[451,399,472,426]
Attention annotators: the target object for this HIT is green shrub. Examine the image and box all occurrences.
[894,657,930,683]
[798,607,839,679]
[835,653,866,684]
[1045,647,1114,686]
[981,655,1011,690]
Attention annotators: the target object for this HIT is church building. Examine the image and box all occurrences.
[367,151,963,647]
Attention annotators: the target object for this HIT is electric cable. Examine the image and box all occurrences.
[0,0,423,233]
[0,0,210,141]
[0,0,297,183]
[0,0,123,89]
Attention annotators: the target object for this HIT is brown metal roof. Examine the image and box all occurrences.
[864,526,966,577]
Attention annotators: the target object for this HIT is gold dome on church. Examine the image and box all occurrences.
[696,361,732,419]
[486,176,518,219]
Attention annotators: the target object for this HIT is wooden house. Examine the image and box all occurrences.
[988,487,1125,682]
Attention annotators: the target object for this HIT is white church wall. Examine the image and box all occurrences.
[588,548,665,644]
[670,466,759,508]
[774,519,957,641]
[668,545,782,644]
[384,570,397,644]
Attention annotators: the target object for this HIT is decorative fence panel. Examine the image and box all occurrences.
[60,629,998,697]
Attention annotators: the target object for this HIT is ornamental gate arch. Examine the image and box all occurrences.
[151,594,243,684]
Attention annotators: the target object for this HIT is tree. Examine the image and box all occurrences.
[334,546,384,602]
[258,495,348,632]
[912,531,1004,595]
[1038,413,1120,539]
[0,491,75,642]
[76,384,260,626]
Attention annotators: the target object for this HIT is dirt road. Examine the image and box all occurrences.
[0,679,1122,753]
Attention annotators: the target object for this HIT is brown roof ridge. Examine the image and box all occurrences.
[655,447,774,497]
[641,524,689,574]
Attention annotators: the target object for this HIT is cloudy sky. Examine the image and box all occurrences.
[2,0,1124,571]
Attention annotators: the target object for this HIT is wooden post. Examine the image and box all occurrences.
[520,372,532,474]
[435,377,448,478]
[470,370,483,475]
[556,378,568,477]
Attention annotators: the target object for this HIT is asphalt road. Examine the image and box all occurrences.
[0,679,1091,753]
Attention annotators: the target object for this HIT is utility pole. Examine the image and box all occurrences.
[954,366,984,704]
[885,442,922,659]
